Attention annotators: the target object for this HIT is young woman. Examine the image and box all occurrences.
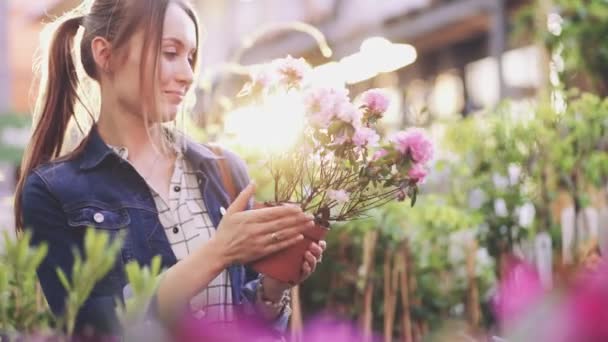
[14,0,325,337]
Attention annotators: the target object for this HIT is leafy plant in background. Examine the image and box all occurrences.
[513,0,608,95]
[115,255,163,327]
[550,0,608,96]
[0,228,166,339]
[56,229,124,336]
[442,112,538,276]
[549,92,608,260]
[399,200,493,333]
[0,112,31,164]
[300,197,493,340]
[444,91,608,266]
[238,56,434,226]
[0,231,52,334]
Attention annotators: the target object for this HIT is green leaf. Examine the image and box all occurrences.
[56,268,71,291]
[410,187,418,207]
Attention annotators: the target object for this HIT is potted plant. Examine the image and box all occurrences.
[237,56,435,284]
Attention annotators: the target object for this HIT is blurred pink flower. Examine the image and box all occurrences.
[371,149,388,161]
[238,67,278,97]
[328,189,350,203]
[302,314,382,342]
[333,134,350,145]
[391,128,434,164]
[493,256,545,324]
[494,259,608,342]
[335,102,362,127]
[361,89,389,115]
[251,67,278,88]
[352,127,380,147]
[171,311,379,342]
[559,261,608,341]
[304,87,350,129]
[407,163,427,183]
[274,55,311,87]
[309,110,334,129]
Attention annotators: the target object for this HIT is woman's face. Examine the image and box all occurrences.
[111,2,197,122]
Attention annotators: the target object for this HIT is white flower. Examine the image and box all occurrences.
[494,198,509,217]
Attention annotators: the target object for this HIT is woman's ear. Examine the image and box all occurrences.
[91,36,112,74]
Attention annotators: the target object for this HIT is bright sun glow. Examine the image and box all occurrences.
[223,91,306,153]
[340,37,417,84]
[223,36,417,151]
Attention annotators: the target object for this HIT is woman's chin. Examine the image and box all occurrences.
[164,110,178,122]
[157,106,179,123]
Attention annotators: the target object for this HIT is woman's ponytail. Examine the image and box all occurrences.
[14,16,83,232]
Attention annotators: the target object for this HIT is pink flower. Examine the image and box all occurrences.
[328,189,350,203]
[238,67,278,97]
[371,149,388,161]
[335,102,362,127]
[303,314,382,342]
[304,87,350,129]
[172,310,380,342]
[250,66,278,88]
[352,127,380,147]
[558,261,608,341]
[361,89,390,115]
[309,110,334,129]
[408,163,427,183]
[273,55,311,87]
[493,256,545,324]
[391,128,434,164]
[333,134,350,145]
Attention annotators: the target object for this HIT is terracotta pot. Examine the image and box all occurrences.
[249,223,329,285]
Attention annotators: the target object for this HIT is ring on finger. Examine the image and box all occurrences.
[271,232,280,242]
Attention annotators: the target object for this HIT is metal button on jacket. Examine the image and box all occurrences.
[93,212,105,223]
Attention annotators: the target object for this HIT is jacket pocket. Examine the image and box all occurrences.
[66,204,131,230]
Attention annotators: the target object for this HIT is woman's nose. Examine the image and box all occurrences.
[177,59,194,86]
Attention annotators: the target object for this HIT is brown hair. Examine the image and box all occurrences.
[14,0,200,232]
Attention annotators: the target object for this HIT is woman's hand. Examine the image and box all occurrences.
[262,240,327,297]
[159,182,314,324]
[213,182,315,266]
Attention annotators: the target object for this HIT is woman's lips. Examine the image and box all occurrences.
[164,91,185,103]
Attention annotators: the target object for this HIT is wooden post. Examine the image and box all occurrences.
[383,249,399,342]
[466,240,481,331]
[0,0,9,114]
[361,230,379,342]
[490,0,506,99]
[536,0,553,97]
[399,239,412,342]
[290,285,303,342]
[327,231,349,311]
[409,251,420,342]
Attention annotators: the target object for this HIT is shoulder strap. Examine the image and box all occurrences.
[206,144,238,202]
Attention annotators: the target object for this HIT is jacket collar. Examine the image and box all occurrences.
[79,125,222,170]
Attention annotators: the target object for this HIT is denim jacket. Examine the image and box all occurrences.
[20,126,289,335]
